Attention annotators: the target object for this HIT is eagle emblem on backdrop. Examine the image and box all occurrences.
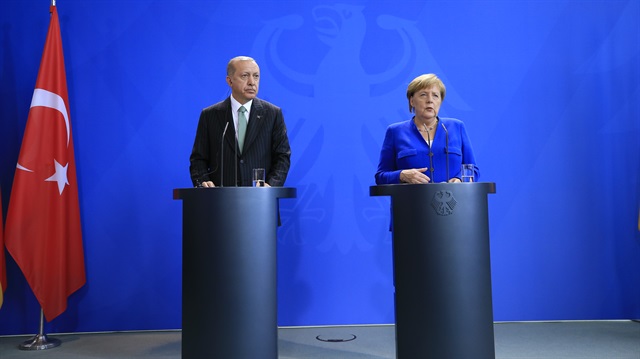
[251,4,470,253]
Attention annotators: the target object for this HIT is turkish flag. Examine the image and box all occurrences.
[4,5,85,322]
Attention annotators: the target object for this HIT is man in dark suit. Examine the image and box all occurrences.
[189,56,291,187]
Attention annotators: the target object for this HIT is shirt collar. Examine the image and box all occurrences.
[230,96,253,115]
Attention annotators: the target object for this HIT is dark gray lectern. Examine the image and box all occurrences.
[370,182,496,359]
[174,187,296,359]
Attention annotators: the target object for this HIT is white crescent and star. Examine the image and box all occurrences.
[16,88,72,195]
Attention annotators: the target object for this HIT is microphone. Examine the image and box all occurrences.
[440,120,450,182]
[423,124,435,183]
[220,121,229,187]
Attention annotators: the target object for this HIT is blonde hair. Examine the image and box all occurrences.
[406,74,446,112]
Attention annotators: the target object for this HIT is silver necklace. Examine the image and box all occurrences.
[417,120,438,132]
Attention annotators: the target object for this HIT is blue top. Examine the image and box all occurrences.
[375,117,479,184]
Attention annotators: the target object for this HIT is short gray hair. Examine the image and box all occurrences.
[227,56,257,76]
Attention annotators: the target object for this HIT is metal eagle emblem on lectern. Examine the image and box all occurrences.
[431,190,457,216]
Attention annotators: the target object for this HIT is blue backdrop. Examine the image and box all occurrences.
[1,0,638,335]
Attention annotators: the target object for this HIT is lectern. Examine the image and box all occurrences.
[174,187,296,359]
[370,182,496,359]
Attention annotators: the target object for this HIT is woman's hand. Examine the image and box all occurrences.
[400,168,431,184]
[448,177,461,183]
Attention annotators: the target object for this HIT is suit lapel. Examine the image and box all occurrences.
[243,99,266,153]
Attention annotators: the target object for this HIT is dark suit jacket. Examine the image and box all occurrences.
[189,97,291,187]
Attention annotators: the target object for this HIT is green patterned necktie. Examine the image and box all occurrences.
[237,106,247,153]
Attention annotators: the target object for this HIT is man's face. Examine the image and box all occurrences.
[226,60,260,104]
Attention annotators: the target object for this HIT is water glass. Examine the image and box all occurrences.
[461,164,474,183]
[253,168,265,187]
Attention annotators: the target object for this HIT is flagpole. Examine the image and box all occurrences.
[18,309,61,350]
[18,0,63,351]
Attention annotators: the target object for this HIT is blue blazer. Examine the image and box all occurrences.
[375,117,479,184]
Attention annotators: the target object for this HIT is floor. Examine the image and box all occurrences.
[0,321,638,358]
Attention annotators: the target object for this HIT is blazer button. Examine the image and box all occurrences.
[240,159,244,164]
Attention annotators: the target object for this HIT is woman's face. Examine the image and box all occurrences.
[410,84,442,121]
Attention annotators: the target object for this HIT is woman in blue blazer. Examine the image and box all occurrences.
[375,74,479,184]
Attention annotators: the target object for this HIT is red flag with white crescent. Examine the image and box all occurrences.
[4,5,86,322]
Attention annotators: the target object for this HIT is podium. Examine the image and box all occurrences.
[370,182,496,359]
[174,187,296,359]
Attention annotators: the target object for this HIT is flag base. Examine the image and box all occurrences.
[18,334,61,350]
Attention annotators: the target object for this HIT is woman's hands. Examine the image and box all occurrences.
[399,168,431,184]
[399,169,463,184]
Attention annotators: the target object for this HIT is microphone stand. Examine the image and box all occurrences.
[220,122,229,187]
[234,121,238,187]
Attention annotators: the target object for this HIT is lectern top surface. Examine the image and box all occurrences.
[370,182,495,197]
[173,187,297,200]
